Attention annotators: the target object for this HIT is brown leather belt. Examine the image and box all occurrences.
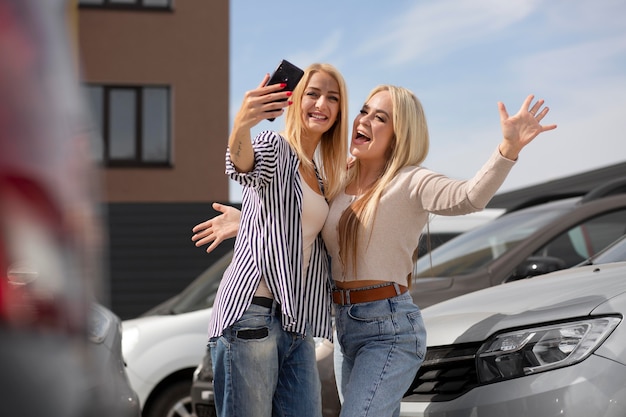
[332,282,408,306]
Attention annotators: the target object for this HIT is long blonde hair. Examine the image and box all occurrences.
[338,85,430,273]
[283,63,349,200]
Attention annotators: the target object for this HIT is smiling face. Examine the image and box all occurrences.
[300,71,341,137]
[350,90,395,163]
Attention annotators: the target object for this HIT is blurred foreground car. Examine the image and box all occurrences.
[89,304,141,417]
[1,0,137,415]
[123,212,500,417]
[400,237,626,416]
[411,179,626,309]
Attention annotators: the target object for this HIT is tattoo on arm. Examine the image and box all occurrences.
[234,140,243,158]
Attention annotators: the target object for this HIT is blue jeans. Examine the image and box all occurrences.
[334,291,427,417]
[209,302,322,417]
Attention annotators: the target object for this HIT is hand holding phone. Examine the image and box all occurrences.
[264,59,304,121]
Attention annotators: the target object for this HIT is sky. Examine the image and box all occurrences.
[227,0,626,202]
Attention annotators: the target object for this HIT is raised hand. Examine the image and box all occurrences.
[233,74,293,129]
[497,94,557,160]
[191,202,241,254]
[228,75,292,172]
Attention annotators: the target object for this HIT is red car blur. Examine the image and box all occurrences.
[0,1,138,416]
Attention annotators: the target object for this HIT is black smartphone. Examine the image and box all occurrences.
[264,59,304,121]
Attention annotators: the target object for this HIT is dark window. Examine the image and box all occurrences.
[533,208,626,266]
[78,0,172,10]
[85,85,171,167]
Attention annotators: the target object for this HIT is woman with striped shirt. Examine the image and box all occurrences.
[202,63,349,417]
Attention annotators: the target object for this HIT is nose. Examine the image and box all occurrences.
[358,113,372,127]
[315,95,328,110]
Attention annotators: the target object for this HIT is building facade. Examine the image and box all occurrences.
[77,0,231,318]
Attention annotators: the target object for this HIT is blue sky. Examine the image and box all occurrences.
[228,0,626,202]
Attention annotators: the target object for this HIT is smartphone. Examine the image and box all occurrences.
[264,59,304,121]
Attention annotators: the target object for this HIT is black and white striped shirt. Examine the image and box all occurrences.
[208,130,333,340]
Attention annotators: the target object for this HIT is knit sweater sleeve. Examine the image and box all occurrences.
[407,147,516,215]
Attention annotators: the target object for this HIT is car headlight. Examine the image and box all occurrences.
[477,316,621,383]
[88,304,113,344]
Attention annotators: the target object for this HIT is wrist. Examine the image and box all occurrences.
[498,142,520,161]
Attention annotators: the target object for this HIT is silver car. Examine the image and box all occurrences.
[400,236,626,416]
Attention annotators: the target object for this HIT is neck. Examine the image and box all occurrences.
[302,133,322,160]
[352,160,385,195]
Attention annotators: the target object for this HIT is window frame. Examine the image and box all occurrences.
[86,84,172,168]
[78,0,173,11]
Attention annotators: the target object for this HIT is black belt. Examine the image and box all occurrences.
[251,296,281,316]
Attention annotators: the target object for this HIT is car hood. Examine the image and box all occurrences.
[421,262,626,346]
[122,308,212,361]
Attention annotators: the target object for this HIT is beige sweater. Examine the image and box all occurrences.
[321,147,515,286]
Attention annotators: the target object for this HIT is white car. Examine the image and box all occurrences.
[121,211,502,417]
[400,236,626,416]
[121,254,228,417]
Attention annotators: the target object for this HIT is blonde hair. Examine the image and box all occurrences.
[338,85,429,273]
[283,63,349,200]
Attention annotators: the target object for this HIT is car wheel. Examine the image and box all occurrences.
[144,380,193,417]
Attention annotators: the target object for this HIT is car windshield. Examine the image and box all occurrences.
[169,251,232,314]
[414,199,577,278]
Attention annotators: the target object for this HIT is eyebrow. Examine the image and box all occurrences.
[307,86,341,96]
[362,103,390,119]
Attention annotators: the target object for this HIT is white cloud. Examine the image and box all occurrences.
[508,34,626,88]
[355,0,539,66]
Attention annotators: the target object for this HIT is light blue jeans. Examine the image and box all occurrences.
[209,302,322,417]
[334,291,427,417]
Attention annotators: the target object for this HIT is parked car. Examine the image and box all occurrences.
[121,254,228,417]
[122,212,500,417]
[411,179,626,309]
[400,236,626,416]
[189,181,626,414]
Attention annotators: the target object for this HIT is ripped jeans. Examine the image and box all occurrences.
[209,302,322,417]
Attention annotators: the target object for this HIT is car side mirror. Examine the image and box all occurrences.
[506,256,567,282]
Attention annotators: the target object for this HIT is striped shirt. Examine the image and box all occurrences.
[207,130,333,340]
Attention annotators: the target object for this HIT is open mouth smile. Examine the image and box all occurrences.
[309,112,328,121]
[354,130,371,143]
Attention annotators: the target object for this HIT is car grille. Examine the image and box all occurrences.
[403,343,481,402]
[194,404,217,417]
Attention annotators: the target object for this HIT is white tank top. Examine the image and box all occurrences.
[255,179,329,298]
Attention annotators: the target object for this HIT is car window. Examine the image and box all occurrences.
[414,201,574,278]
[170,251,232,314]
[590,235,626,264]
[532,208,626,267]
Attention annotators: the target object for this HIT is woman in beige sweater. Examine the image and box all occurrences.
[322,85,555,416]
